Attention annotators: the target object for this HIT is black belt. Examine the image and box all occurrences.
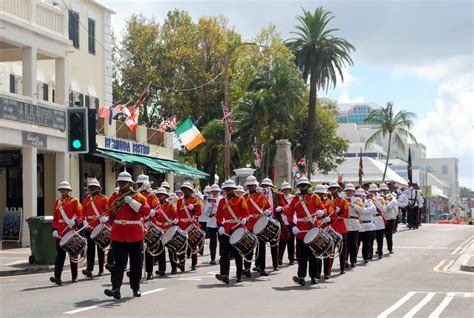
[374,214,381,216]
[361,221,372,224]
[350,216,359,219]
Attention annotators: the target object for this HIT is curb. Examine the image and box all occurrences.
[460,264,474,272]
[0,263,69,277]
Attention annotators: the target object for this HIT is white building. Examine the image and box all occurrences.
[417,157,460,205]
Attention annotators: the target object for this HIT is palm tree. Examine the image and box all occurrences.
[287,7,355,178]
[364,102,417,182]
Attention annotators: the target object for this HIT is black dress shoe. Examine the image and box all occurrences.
[351,263,356,268]
[324,275,330,280]
[105,264,114,272]
[97,271,104,277]
[378,254,383,259]
[389,250,394,254]
[243,269,251,277]
[210,260,217,265]
[278,260,283,266]
[236,277,243,283]
[104,288,121,299]
[310,278,318,285]
[252,266,260,272]
[293,276,305,286]
[171,269,177,275]
[340,270,345,275]
[178,264,185,272]
[215,274,230,284]
[364,259,369,263]
[273,267,279,271]
[133,289,141,297]
[71,277,77,283]
[191,266,196,271]
[289,261,295,266]
[260,270,269,277]
[146,273,153,280]
[82,269,93,278]
[126,271,130,277]
[158,271,165,277]
[49,277,62,286]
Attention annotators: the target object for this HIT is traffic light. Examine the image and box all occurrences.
[66,107,89,153]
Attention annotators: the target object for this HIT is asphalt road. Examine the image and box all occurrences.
[1,223,473,318]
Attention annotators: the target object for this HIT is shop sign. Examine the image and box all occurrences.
[0,96,65,130]
[22,131,47,148]
[0,150,21,168]
[104,137,150,155]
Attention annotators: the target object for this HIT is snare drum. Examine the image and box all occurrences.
[59,231,86,260]
[325,226,342,246]
[90,223,111,250]
[253,216,281,242]
[303,227,333,257]
[144,221,164,250]
[162,226,188,253]
[185,224,205,248]
[230,228,258,256]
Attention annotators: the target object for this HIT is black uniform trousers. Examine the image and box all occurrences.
[110,240,142,291]
[346,230,359,265]
[85,230,104,273]
[145,250,154,275]
[407,206,418,228]
[373,229,385,256]
[316,256,333,277]
[360,231,373,261]
[208,227,218,261]
[54,240,78,279]
[296,238,317,279]
[157,248,177,272]
[338,233,348,271]
[245,237,266,270]
[384,219,395,252]
[219,234,243,278]
[179,245,198,267]
[279,232,295,263]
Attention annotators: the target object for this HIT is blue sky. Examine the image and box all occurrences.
[102,0,473,188]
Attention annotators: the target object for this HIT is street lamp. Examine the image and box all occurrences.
[223,42,268,179]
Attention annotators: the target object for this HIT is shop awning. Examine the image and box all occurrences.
[96,148,208,179]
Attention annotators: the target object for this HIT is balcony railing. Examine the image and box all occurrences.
[0,0,67,37]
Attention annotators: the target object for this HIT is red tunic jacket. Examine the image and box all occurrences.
[285,194,326,239]
[52,197,83,238]
[155,202,177,231]
[215,196,249,234]
[177,196,202,230]
[82,194,108,232]
[107,192,150,242]
[244,193,271,231]
[141,191,160,225]
[331,197,349,234]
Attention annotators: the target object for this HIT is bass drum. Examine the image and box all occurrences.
[303,227,333,258]
[230,228,258,256]
[162,226,188,253]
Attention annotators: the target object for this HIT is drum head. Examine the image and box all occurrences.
[90,224,103,239]
[185,224,195,233]
[303,227,321,245]
[59,231,74,247]
[229,228,245,245]
[253,216,267,234]
[162,226,177,245]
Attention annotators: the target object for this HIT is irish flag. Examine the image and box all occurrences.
[175,118,206,151]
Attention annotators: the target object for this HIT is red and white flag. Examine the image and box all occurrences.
[125,107,139,133]
[159,115,178,132]
[222,107,233,134]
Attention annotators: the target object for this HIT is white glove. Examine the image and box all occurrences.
[336,206,341,213]
[149,209,156,217]
[275,206,283,213]
[52,230,58,238]
[281,214,289,225]
[66,219,75,227]
[82,220,88,227]
[324,216,331,223]
[264,209,272,216]
[218,227,225,235]
[240,218,248,225]
[99,215,109,223]
[292,226,300,235]
[124,196,133,204]
[127,198,142,213]
[171,219,179,225]
[187,204,195,210]
[316,210,325,217]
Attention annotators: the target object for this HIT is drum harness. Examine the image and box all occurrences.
[182,201,204,255]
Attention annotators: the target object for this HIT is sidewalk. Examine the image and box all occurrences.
[0,242,60,276]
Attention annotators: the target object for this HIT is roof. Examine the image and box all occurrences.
[347,143,387,156]
[336,102,380,114]
[92,1,116,14]
[311,157,408,186]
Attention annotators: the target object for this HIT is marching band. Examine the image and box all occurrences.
[50,173,403,296]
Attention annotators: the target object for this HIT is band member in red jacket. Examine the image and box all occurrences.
[104,171,150,300]
[277,181,295,266]
[155,187,179,276]
[50,181,83,285]
[328,181,349,274]
[82,179,108,278]
[243,175,272,277]
[215,180,249,284]
[315,185,335,281]
[176,182,202,271]
[136,174,160,280]
[260,178,281,271]
[285,177,326,286]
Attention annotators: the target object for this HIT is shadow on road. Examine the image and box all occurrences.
[196,283,244,289]
[272,285,323,291]
[71,297,133,309]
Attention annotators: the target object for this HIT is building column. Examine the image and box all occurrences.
[22,46,37,98]
[22,147,37,247]
[166,173,174,192]
[55,152,69,200]
[55,57,68,105]
[104,159,116,195]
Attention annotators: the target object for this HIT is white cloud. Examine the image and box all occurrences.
[393,55,472,81]
[413,72,474,188]
[338,90,364,103]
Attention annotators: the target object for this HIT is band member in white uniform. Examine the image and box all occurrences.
[204,184,221,264]
[379,183,398,254]
[344,183,361,268]
[354,188,376,263]
[368,183,386,260]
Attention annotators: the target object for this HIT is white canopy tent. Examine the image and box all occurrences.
[311,157,408,186]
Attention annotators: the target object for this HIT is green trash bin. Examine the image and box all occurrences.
[26,216,57,265]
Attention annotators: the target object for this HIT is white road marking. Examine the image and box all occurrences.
[397,246,453,250]
[377,291,416,318]
[428,294,454,318]
[403,292,435,318]
[63,288,165,314]
[433,260,446,272]
[450,236,473,255]
[442,260,454,271]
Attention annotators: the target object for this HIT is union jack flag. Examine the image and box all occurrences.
[159,115,178,132]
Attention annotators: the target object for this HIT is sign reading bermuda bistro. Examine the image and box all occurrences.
[104,137,150,155]
[0,96,65,130]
